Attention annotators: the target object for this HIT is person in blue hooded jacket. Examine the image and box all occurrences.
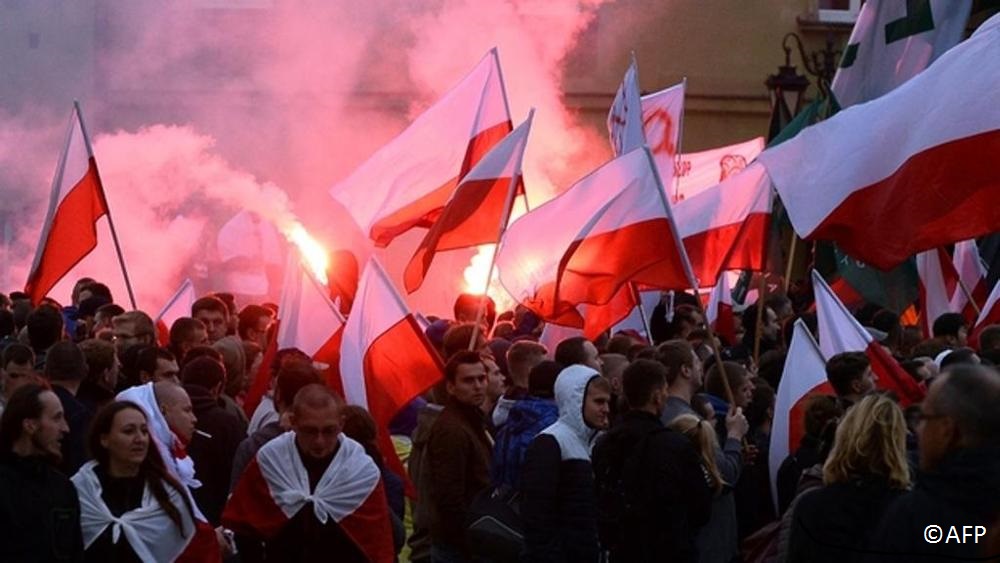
[519,364,611,563]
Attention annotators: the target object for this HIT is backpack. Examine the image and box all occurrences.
[592,427,667,552]
[465,484,525,563]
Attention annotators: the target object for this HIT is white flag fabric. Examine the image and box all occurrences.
[831,0,972,107]
[640,82,685,186]
[950,239,988,319]
[759,19,1000,270]
[674,137,764,202]
[330,49,511,247]
[607,59,645,156]
[768,319,829,513]
[916,248,957,338]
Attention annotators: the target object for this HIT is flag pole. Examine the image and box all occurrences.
[956,276,983,317]
[469,110,534,351]
[644,146,735,405]
[74,101,137,310]
[631,283,654,344]
[783,234,798,293]
[672,77,688,202]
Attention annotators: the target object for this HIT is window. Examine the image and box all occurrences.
[818,0,864,24]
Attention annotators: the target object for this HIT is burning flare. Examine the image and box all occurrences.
[463,244,515,312]
[285,222,329,285]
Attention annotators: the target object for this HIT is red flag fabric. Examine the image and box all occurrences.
[916,247,960,338]
[330,49,512,247]
[154,279,195,346]
[340,258,444,491]
[813,270,924,406]
[760,20,1000,270]
[404,113,532,293]
[768,319,832,511]
[25,103,110,304]
[675,162,772,288]
[496,147,690,330]
[223,432,394,563]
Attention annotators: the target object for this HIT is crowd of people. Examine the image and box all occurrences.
[0,276,998,562]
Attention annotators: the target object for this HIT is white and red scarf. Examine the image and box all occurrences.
[223,432,395,562]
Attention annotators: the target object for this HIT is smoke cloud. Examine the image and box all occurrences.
[2,0,616,316]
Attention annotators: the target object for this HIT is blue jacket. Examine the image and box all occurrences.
[491,396,558,488]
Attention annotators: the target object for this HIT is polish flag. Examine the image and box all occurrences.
[916,248,960,338]
[244,255,345,417]
[970,281,1000,350]
[641,81,686,182]
[330,49,512,247]
[950,239,989,325]
[812,270,925,406]
[25,103,112,304]
[224,432,395,563]
[760,20,1000,270]
[674,137,764,202]
[154,279,195,346]
[608,57,645,156]
[675,162,772,288]
[706,273,737,345]
[404,112,533,293]
[768,319,832,512]
[495,147,692,330]
[340,258,444,484]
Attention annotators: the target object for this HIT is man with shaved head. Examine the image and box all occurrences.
[224,385,395,562]
[154,380,197,443]
[871,365,1000,562]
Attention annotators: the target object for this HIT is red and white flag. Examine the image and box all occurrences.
[916,247,960,338]
[608,57,645,156]
[244,255,346,416]
[768,319,832,512]
[706,273,737,345]
[224,432,394,563]
[340,258,443,468]
[641,81,686,183]
[812,270,925,406]
[950,239,988,324]
[675,162,772,288]
[330,49,512,248]
[495,147,691,331]
[674,137,764,202]
[25,102,114,304]
[760,20,1000,270]
[154,279,195,346]
[404,112,532,293]
[971,281,1000,349]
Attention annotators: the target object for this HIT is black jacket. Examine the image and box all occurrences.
[52,384,93,476]
[592,410,712,563]
[0,453,84,563]
[868,447,1000,563]
[787,475,905,563]
[184,383,246,525]
[776,434,826,515]
[520,434,599,563]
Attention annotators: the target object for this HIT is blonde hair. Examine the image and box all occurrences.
[669,414,725,495]
[822,394,910,489]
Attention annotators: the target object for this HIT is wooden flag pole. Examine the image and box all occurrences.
[956,276,983,317]
[469,110,534,351]
[644,146,735,406]
[783,234,798,293]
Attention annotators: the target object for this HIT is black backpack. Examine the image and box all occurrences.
[593,427,666,552]
[465,484,525,563]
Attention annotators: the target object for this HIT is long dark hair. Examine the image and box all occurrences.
[87,401,195,536]
[0,383,51,454]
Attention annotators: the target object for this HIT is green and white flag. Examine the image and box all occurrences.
[831,0,972,108]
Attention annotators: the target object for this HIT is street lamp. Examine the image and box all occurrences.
[765,36,810,141]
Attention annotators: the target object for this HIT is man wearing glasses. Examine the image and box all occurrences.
[110,311,157,358]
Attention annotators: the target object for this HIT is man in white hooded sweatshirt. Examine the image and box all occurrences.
[520,364,611,563]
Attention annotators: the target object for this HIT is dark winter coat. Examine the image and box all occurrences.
[520,366,603,563]
[491,395,558,488]
[786,475,905,563]
[868,447,1000,563]
[184,383,245,525]
[0,452,84,562]
[592,409,713,563]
